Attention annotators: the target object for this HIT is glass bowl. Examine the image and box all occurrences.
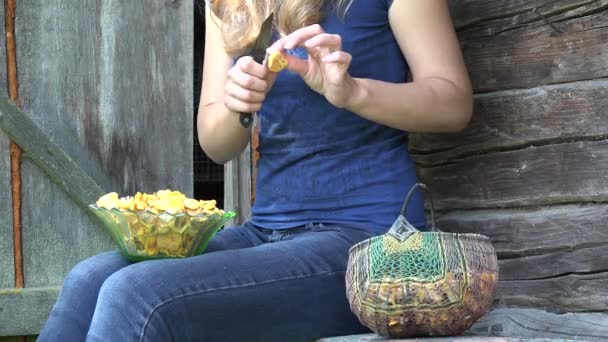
[89,204,236,261]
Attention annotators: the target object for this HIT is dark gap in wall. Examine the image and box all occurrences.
[193,2,224,204]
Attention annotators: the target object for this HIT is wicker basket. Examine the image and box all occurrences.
[345,184,498,338]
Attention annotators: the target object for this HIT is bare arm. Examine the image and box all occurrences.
[197,9,275,164]
[345,0,473,132]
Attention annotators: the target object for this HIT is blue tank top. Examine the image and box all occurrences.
[251,0,426,234]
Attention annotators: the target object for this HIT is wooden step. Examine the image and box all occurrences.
[319,335,592,342]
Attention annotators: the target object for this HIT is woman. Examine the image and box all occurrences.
[39,0,472,341]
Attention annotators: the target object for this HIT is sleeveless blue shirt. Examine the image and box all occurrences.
[251,0,426,234]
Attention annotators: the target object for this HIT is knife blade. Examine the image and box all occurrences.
[239,13,275,128]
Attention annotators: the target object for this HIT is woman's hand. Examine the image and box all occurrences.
[268,24,356,108]
[224,56,277,113]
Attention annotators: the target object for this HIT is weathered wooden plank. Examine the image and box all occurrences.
[15,0,192,287]
[320,335,586,342]
[436,205,608,258]
[20,159,114,287]
[0,92,113,286]
[437,205,608,277]
[0,288,56,336]
[0,337,38,342]
[435,205,608,312]
[224,143,252,227]
[16,0,193,195]
[320,309,608,341]
[0,93,107,210]
[0,132,14,290]
[451,0,608,36]
[0,1,6,92]
[410,80,608,163]
[469,308,608,340]
[0,0,15,291]
[496,272,608,312]
[449,0,569,29]
[418,140,608,210]
[499,245,607,281]
[0,287,59,336]
[460,10,608,92]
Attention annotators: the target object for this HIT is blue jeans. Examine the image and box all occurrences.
[38,223,372,341]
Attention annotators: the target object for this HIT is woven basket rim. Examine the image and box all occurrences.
[348,231,492,255]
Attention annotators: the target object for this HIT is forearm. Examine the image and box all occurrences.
[197,102,251,164]
[346,77,473,133]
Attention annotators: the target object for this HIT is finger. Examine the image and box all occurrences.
[226,85,266,103]
[228,70,268,92]
[268,24,325,51]
[283,53,309,76]
[225,95,262,113]
[237,56,268,79]
[321,51,352,65]
[304,33,342,51]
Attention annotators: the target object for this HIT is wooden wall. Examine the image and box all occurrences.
[0,2,15,291]
[411,0,608,338]
[0,0,193,337]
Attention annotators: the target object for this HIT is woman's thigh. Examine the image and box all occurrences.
[86,225,372,342]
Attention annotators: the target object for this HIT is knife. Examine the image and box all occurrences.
[239,13,275,128]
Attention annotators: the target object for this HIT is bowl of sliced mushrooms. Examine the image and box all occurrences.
[89,190,236,261]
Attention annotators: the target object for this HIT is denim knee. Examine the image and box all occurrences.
[62,251,123,294]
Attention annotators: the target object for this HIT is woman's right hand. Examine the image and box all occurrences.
[224,56,277,114]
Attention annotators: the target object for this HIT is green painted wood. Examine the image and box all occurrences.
[0,287,58,336]
[11,0,192,289]
[0,2,14,290]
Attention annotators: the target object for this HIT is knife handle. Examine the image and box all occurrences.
[240,113,253,128]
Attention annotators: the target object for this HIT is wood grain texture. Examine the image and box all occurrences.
[16,0,193,195]
[320,309,608,341]
[435,205,608,312]
[450,0,608,33]
[418,140,608,210]
[0,0,15,290]
[410,80,608,164]
[496,272,608,312]
[20,159,114,287]
[457,6,608,92]
[0,287,58,336]
[469,308,608,340]
[436,205,608,259]
[320,335,588,342]
[14,0,193,287]
[0,93,106,210]
[0,133,13,289]
[224,144,252,227]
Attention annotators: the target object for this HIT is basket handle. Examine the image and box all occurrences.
[400,182,436,231]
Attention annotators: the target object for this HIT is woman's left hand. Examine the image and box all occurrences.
[268,24,356,108]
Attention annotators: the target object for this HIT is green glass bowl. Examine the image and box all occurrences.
[89,204,236,261]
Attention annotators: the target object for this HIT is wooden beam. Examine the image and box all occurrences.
[435,204,608,312]
[410,80,608,164]
[0,92,107,211]
[0,287,59,336]
[418,140,608,210]
[456,6,608,92]
[469,308,608,340]
[320,308,608,341]
[224,143,252,227]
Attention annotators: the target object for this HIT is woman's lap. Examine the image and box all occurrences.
[40,223,371,342]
